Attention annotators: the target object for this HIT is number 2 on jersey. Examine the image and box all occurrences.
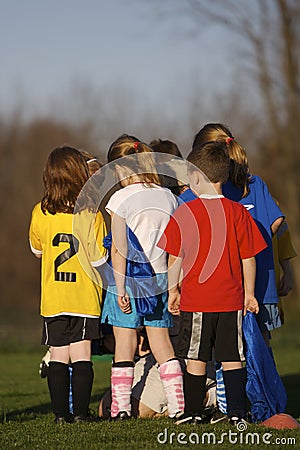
[52,233,79,282]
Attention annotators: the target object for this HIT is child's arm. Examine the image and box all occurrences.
[242,256,259,316]
[111,212,131,314]
[278,222,296,296]
[271,217,284,235]
[167,254,182,316]
[279,259,294,297]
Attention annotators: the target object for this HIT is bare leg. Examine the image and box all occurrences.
[187,359,206,375]
[113,326,137,362]
[70,340,91,362]
[146,327,174,365]
[50,345,70,363]
[222,361,242,371]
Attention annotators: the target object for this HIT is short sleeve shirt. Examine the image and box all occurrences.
[29,203,107,317]
[105,183,178,273]
[158,196,267,312]
[223,176,284,303]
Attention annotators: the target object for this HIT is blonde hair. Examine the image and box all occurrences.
[107,134,161,186]
[192,123,250,197]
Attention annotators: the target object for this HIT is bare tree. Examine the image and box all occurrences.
[155,0,300,280]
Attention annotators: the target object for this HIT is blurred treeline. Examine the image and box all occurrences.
[0,87,298,346]
[1,0,299,345]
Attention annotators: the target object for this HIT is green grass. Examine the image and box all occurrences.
[0,314,299,449]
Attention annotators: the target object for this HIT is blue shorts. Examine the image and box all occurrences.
[101,273,173,329]
[256,303,282,335]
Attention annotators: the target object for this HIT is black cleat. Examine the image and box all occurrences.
[175,413,203,425]
[54,415,72,424]
[110,411,131,421]
[210,410,227,424]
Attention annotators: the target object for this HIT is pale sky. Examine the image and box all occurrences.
[0,0,236,121]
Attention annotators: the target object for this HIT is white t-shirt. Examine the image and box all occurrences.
[105,183,178,273]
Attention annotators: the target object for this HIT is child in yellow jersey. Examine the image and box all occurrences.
[29,146,107,423]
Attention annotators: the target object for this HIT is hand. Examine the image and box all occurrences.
[244,294,259,316]
[117,293,132,314]
[279,272,293,297]
[168,290,181,316]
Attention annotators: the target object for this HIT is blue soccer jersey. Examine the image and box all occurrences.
[223,175,284,304]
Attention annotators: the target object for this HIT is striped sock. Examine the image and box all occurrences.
[159,359,185,417]
[216,364,227,414]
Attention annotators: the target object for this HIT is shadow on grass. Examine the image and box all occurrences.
[2,375,299,423]
[1,391,107,423]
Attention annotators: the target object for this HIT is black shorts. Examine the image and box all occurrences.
[41,315,101,347]
[177,310,244,362]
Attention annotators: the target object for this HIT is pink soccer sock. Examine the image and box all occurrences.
[159,359,185,417]
[110,365,134,418]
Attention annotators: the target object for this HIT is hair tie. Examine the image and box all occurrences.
[133,142,139,150]
[86,158,98,164]
[226,137,234,145]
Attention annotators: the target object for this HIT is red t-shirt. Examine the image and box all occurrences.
[158,196,267,312]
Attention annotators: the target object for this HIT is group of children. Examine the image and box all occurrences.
[29,123,295,425]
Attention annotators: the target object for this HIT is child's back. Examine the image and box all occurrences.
[30,203,105,317]
[166,196,265,313]
[106,182,178,273]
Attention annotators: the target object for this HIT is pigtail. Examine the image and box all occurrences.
[108,135,161,186]
[227,139,251,198]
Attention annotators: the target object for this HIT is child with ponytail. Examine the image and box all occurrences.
[101,134,184,420]
[190,123,284,342]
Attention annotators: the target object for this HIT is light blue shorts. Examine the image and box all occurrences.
[101,273,173,329]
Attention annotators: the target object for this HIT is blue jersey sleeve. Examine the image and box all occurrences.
[258,176,284,227]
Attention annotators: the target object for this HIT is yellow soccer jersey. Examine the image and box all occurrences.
[29,203,107,317]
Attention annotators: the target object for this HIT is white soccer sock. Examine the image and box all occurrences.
[159,359,185,417]
[111,366,134,418]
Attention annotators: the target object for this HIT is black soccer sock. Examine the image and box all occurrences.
[223,367,247,418]
[184,371,206,415]
[71,361,94,417]
[47,361,70,418]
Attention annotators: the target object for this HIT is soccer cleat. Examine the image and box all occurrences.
[169,411,184,420]
[175,413,203,425]
[72,415,99,423]
[54,416,66,424]
[39,361,49,379]
[72,409,100,423]
[110,411,131,421]
[228,416,249,428]
[39,349,51,378]
[210,409,227,424]
[54,415,72,424]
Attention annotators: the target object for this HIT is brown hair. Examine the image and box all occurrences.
[187,141,230,184]
[192,123,250,197]
[107,134,161,186]
[149,138,183,158]
[41,146,91,214]
[81,150,103,176]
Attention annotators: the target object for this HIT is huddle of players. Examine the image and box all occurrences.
[30,123,294,425]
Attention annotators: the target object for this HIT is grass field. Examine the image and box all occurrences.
[0,312,299,449]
